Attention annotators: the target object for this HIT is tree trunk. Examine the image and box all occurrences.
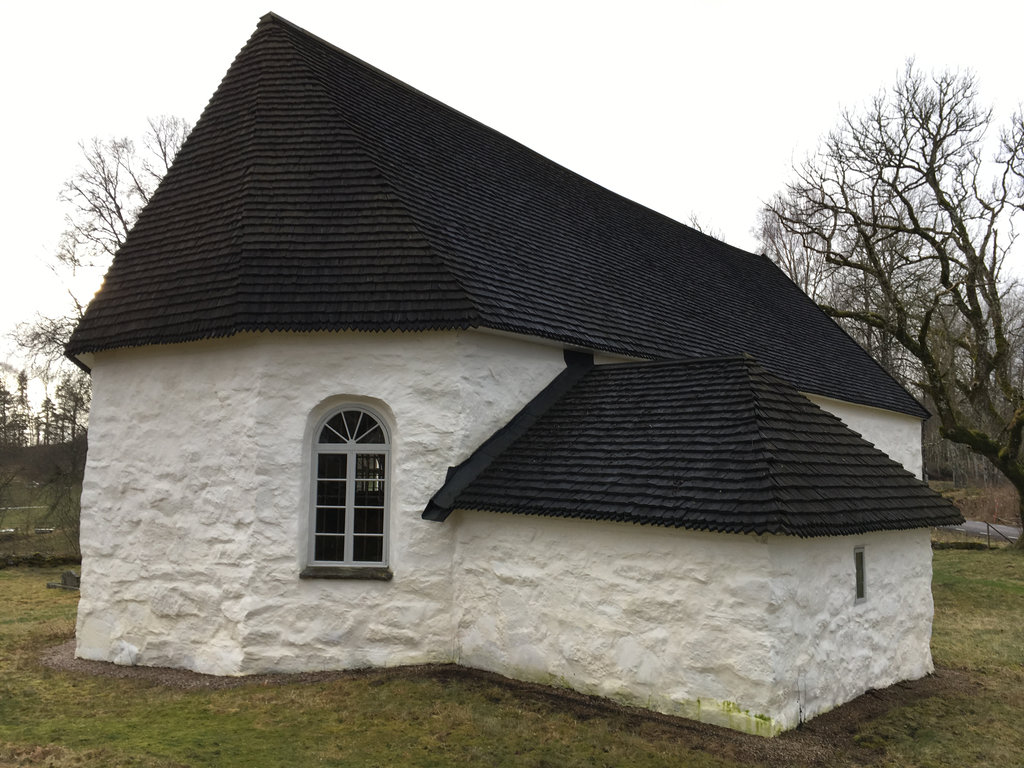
[1015,491,1024,551]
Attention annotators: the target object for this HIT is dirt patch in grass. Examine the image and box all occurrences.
[41,639,401,691]
[445,667,977,768]
[40,640,977,767]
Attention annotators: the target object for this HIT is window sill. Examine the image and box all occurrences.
[300,565,393,581]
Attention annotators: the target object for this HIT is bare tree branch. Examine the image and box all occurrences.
[16,117,191,368]
[759,62,1024,535]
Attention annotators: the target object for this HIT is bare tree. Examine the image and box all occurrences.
[16,116,191,367]
[760,62,1024,535]
[761,193,928,385]
[56,115,191,272]
[686,212,725,241]
[756,199,836,302]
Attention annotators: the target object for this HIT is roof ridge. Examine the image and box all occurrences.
[735,358,796,532]
[266,15,485,324]
[256,12,739,257]
[222,73,262,326]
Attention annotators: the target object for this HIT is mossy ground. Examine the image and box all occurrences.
[1,550,1022,767]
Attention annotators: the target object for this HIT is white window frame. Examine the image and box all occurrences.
[302,405,392,579]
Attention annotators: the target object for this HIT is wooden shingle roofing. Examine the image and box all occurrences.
[67,13,925,418]
[425,356,961,536]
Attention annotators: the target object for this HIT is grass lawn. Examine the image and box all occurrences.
[1,549,1022,767]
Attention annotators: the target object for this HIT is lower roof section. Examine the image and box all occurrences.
[425,355,962,537]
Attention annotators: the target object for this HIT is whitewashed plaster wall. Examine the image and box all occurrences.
[765,529,934,728]
[450,514,934,735]
[75,328,935,735]
[806,394,924,478]
[450,513,779,734]
[76,330,566,674]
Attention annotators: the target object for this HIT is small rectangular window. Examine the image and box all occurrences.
[854,546,866,602]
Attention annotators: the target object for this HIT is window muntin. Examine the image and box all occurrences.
[311,408,389,566]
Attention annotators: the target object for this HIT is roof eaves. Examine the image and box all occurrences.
[452,498,961,537]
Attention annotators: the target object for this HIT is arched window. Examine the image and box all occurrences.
[309,407,390,567]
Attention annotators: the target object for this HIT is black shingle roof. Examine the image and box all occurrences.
[66,13,925,418]
[426,357,961,536]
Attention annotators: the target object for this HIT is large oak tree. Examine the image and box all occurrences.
[761,63,1024,535]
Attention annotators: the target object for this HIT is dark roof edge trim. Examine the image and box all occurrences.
[451,506,963,538]
[65,321,477,360]
[422,349,595,522]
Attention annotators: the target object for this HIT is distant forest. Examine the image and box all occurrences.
[0,368,89,449]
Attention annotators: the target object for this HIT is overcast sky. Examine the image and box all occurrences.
[2,0,1022,374]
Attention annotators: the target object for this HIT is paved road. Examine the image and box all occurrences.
[941,520,1021,543]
